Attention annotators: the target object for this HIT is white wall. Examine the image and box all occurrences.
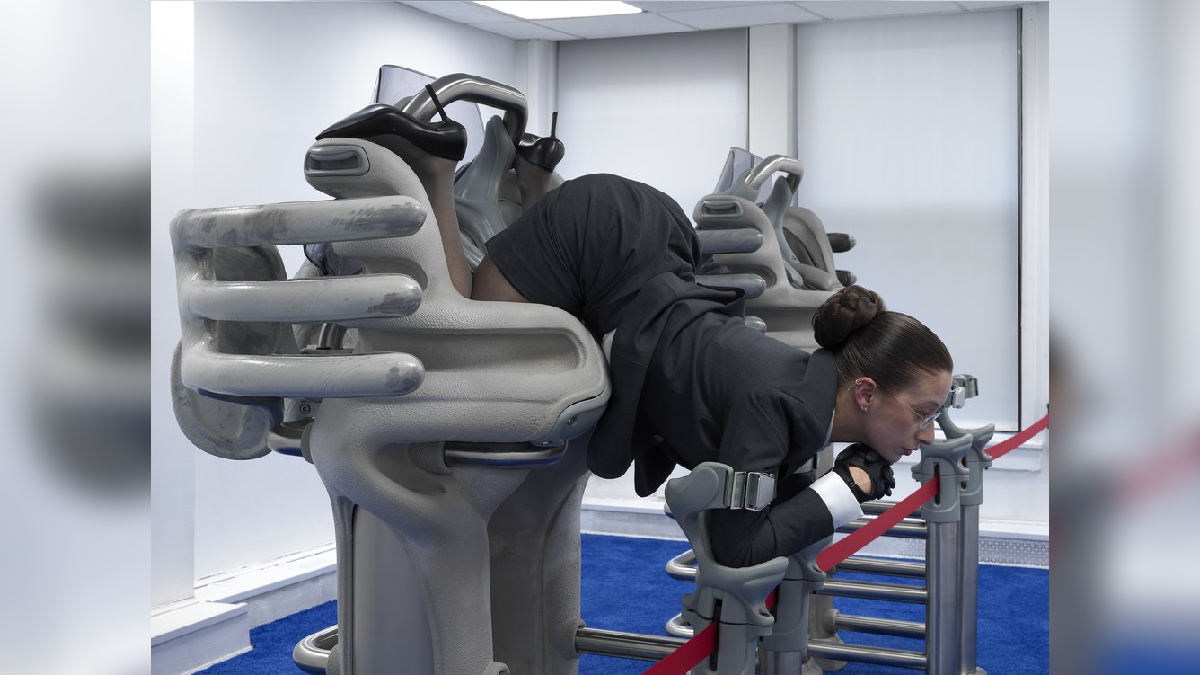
[153,1,523,599]
[794,10,1022,430]
[152,0,197,608]
[555,29,749,217]
[157,4,1049,609]
[581,10,1047,534]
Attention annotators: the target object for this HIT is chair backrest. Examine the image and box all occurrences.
[304,137,610,447]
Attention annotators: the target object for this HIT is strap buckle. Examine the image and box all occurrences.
[726,471,776,511]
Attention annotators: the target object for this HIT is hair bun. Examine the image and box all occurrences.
[812,285,886,349]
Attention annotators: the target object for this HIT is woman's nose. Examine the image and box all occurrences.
[917,422,936,445]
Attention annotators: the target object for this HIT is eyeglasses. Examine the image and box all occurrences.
[853,379,942,430]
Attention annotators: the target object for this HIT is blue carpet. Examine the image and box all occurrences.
[200,533,1049,674]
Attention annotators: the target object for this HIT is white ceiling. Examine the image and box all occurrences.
[399,1,1024,41]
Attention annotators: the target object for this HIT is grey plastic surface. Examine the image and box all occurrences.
[759,536,830,656]
[170,195,431,403]
[303,137,610,447]
[696,227,764,255]
[665,462,789,675]
[760,177,806,288]
[297,136,607,675]
[454,115,517,270]
[693,190,830,350]
[305,144,370,177]
[176,121,610,675]
[170,340,276,460]
[695,273,767,299]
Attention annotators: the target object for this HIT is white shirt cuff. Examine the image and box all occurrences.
[811,472,864,527]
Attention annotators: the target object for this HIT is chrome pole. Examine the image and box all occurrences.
[837,556,927,578]
[926,520,961,674]
[816,579,928,604]
[575,627,686,662]
[833,613,926,639]
[809,638,927,670]
[836,518,928,539]
[913,436,972,675]
[959,503,985,675]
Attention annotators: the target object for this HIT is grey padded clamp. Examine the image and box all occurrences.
[937,374,995,507]
[759,535,831,658]
[666,463,789,675]
[912,435,973,523]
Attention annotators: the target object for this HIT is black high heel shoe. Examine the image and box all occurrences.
[516,111,565,172]
[316,85,468,161]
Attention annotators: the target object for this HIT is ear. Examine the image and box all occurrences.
[852,377,878,412]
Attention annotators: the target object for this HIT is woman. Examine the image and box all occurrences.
[463,173,953,568]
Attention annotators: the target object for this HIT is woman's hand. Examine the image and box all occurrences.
[832,444,896,502]
[848,466,874,494]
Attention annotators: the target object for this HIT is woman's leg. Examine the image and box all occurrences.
[472,255,531,303]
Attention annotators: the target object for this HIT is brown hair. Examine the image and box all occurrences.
[812,285,953,390]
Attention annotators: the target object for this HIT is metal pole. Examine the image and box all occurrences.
[837,556,927,578]
[861,501,910,516]
[914,436,972,675]
[959,503,986,675]
[926,519,961,675]
[816,579,928,604]
[809,638,928,670]
[836,518,928,539]
[833,613,926,639]
[575,627,686,662]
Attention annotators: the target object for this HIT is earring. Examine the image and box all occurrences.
[861,405,868,413]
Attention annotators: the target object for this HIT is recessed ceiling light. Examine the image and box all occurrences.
[473,1,643,21]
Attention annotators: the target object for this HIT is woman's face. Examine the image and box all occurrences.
[864,370,954,464]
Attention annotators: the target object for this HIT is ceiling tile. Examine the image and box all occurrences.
[469,21,583,40]
[538,12,698,39]
[629,1,776,11]
[667,3,823,30]
[401,1,517,24]
[793,1,963,21]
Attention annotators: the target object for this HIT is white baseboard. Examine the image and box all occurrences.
[151,545,339,675]
[195,544,338,628]
[151,598,249,675]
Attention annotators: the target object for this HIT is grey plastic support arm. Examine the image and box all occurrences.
[665,462,789,675]
[696,228,764,255]
[171,195,431,400]
[399,73,527,143]
[181,275,421,323]
[171,197,426,248]
[180,341,424,399]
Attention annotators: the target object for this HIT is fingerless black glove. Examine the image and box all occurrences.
[831,443,896,503]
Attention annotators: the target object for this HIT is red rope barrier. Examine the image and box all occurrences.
[641,415,1049,675]
[818,414,1048,571]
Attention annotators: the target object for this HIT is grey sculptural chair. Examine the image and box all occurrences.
[171,76,608,675]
